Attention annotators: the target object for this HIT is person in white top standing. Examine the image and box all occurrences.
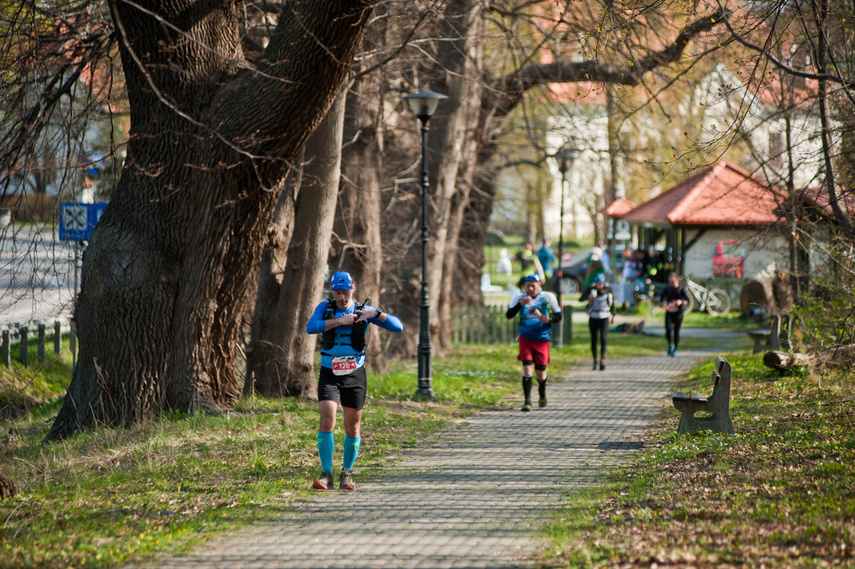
[586,273,615,370]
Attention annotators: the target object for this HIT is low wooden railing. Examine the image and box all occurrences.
[2,321,73,368]
[453,305,573,346]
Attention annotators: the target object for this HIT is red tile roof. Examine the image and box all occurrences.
[620,161,786,227]
[601,198,636,217]
[796,186,855,217]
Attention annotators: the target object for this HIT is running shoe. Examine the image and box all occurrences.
[312,471,334,490]
[599,360,606,371]
[339,468,356,491]
[521,401,532,412]
[538,395,547,408]
[592,360,598,370]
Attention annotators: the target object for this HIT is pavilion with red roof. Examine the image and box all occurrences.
[610,161,791,280]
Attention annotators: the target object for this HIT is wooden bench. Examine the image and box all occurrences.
[748,329,771,354]
[671,356,734,435]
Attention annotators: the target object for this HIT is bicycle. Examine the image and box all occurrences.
[683,277,731,315]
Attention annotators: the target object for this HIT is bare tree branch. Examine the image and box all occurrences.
[716,0,854,88]
[489,8,729,118]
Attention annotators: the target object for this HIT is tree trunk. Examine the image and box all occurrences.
[245,92,347,397]
[606,84,622,204]
[814,0,854,238]
[454,159,497,307]
[243,158,302,395]
[425,0,486,349]
[437,113,483,346]
[763,345,855,371]
[330,6,389,370]
[47,0,371,440]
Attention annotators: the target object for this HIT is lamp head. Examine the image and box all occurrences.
[403,89,449,123]
[555,150,575,174]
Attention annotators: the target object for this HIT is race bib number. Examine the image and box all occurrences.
[331,356,358,376]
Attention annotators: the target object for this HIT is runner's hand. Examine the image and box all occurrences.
[355,310,379,323]
[339,313,359,325]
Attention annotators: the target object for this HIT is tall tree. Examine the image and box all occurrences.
[244,92,347,397]
[431,1,729,332]
[46,0,372,440]
[328,4,390,370]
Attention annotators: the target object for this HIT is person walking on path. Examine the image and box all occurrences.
[617,249,643,310]
[586,272,615,370]
[660,272,691,356]
[506,273,562,411]
[536,238,557,279]
[305,271,403,491]
[580,250,606,301]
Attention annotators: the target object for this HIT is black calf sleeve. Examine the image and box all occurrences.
[521,375,532,400]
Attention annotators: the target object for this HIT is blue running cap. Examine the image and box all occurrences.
[330,271,354,290]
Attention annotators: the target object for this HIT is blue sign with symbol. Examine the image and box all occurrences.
[59,202,108,242]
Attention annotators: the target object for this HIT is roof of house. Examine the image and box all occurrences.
[796,186,855,218]
[601,198,636,217]
[620,161,786,227]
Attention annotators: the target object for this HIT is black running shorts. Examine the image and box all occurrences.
[318,365,368,410]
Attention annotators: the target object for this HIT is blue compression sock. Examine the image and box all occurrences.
[317,431,334,473]
[343,435,361,470]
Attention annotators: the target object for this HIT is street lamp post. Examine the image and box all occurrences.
[403,88,448,399]
[554,150,575,308]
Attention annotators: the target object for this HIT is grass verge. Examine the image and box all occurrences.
[2,341,562,569]
[541,352,855,568]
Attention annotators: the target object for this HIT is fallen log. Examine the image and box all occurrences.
[763,343,855,372]
[763,350,814,371]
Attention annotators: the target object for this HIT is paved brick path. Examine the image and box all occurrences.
[135,351,707,569]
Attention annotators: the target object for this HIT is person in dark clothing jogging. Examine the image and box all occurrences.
[306,271,403,491]
[586,273,615,370]
[660,272,691,356]
[506,274,562,411]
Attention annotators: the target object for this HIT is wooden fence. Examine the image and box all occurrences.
[2,321,72,368]
[453,305,573,345]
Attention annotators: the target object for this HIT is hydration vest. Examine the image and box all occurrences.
[321,298,366,353]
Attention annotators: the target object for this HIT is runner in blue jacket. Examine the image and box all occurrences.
[306,271,403,491]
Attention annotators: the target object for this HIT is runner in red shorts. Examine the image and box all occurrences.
[506,274,562,411]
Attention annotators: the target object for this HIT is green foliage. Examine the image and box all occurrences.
[794,275,855,351]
